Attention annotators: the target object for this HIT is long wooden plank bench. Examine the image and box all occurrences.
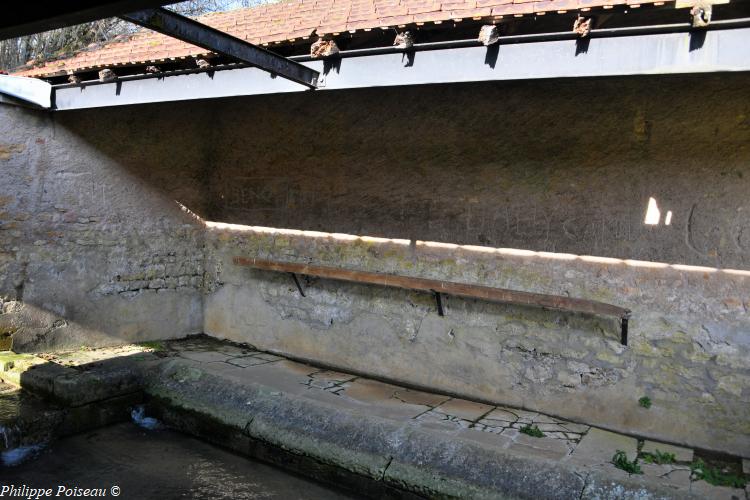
[233,256,631,345]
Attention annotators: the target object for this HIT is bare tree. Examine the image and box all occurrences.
[0,0,274,73]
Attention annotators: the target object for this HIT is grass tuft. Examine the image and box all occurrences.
[612,450,642,474]
[138,341,165,351]
[638,396,652,409]
[520,424,545,438]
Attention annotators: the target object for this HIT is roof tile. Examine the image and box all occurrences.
[11,0,675,77]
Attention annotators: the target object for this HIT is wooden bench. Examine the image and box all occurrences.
[233,257,632,345]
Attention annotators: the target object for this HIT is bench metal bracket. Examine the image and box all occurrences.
[289,273,305,297]
[433,291,444,316]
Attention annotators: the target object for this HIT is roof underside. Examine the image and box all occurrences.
[10,0,725,79]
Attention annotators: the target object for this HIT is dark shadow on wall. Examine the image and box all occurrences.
[56,73,750,270]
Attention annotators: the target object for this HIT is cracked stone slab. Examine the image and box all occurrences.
[742,458,749,475]
[225,356,273,368]
[511,408,540,423]
[250,352,283,362]
[583,468,702,499]
[509,433,574,461]
[481,407,518,424]
[456,428,514,450]
[433,398,495,421]
[641,440,694,463]
[690,479,746,500]
[641,463,692,489]
[415,410,472,432]
[569,427,639,466]
[308,370,357,385]
[177,350,234,363]
[341,379,433,421]
[391,387,449,407]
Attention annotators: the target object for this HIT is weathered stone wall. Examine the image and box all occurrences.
[1,73,748,456]
[0,104,206,351]
[202,75,750,456]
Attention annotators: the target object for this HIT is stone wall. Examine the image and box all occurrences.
[0,104,206,351]
[1,73,748,456]
[202,74,750,457]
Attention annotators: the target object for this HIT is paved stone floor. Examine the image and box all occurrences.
[2,336,748,499]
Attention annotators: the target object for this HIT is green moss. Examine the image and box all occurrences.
[638,396,652,409]
[138,341,165,351]
[520,424,544,438]
[612,450,642,474]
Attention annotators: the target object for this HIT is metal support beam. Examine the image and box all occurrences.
[52,25,750,111]
[0,74,51,109]
[0,1,175,40]
[120,8,318,88]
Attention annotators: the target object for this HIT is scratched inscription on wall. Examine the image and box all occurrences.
[217,176,750,267]
[223,177,307,212]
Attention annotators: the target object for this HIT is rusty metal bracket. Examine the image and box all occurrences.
[433,291,444,316]
[620,313,630,346]
[289,273,305,297]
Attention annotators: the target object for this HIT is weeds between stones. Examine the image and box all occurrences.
[519,424,544,438]
[642,450,676,465]
[638,396,652,409]
[691,459,747,488]
[612,450,642,474]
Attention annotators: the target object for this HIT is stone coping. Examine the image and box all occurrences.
[1,337,747,499]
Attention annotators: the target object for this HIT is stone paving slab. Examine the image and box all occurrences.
[690,479,746,499]
[433,398,494,421]
[642,439,694,463]
[2,336,747,499]
[568,428,639,465]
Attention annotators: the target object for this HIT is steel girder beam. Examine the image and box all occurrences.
[51,25,750,111]
[0,74,51,108]
[120,8,319,88]
[0,1,176,40]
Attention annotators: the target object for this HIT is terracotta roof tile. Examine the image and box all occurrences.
[12,0,675,77]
